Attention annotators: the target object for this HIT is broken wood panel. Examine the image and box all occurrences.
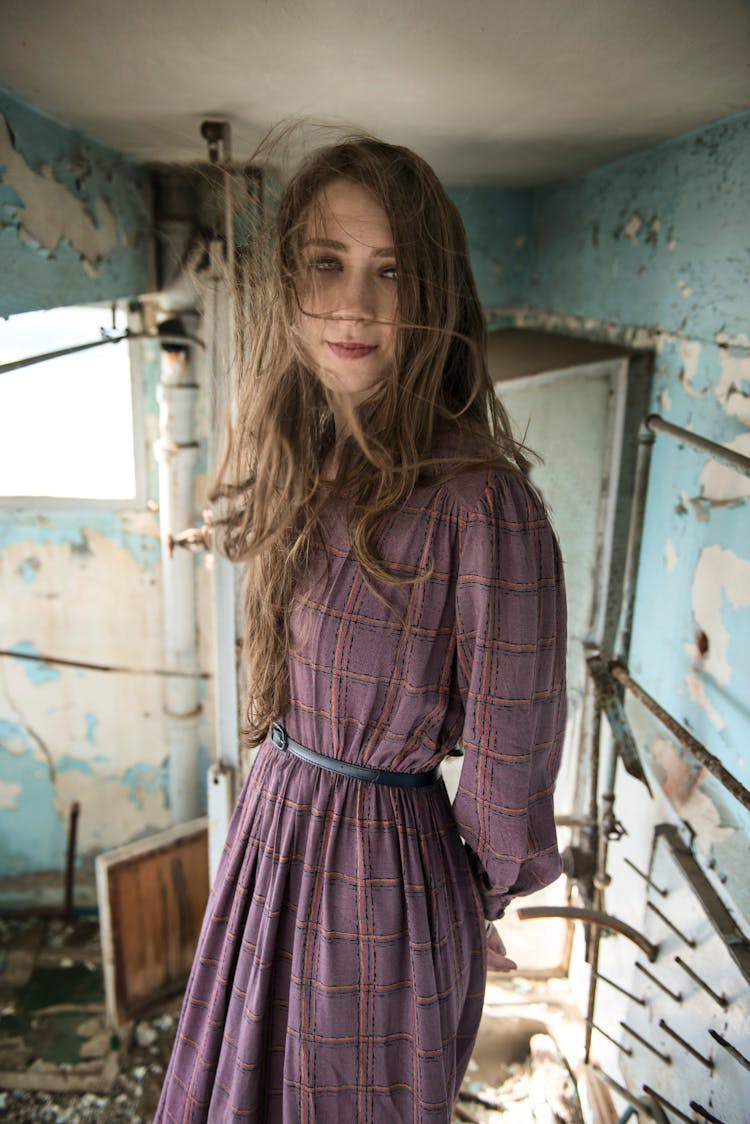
[96,817,209,1027]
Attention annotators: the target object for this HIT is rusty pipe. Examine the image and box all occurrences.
[610,662,750,810]
[516,905,658,960]
[645,413,750,480]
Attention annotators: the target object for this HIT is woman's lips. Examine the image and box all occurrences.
[326,341,377,360]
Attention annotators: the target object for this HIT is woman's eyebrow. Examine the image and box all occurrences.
[303,237,395,257]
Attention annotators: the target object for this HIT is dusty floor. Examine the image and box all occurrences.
[0,916,582,1123]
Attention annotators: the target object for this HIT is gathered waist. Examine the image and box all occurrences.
[269,722,441,789]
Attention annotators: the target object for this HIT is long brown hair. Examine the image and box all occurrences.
[212,132,532,746]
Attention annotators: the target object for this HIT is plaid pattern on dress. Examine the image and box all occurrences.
[156,434,567,1123]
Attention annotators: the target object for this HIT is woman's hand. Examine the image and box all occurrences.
[486,922,517,972]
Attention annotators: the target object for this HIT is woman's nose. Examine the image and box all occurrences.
[333,269,376,321]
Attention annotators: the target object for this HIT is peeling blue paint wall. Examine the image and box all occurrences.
[0,87,153,317]
[519,112,750,815]
[456,113,750,1109]
[451,111,750,914]
[0,95,199,898]
[528,111,750,342]
[447,187,532,308]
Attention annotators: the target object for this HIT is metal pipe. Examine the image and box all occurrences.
[610,662,750,811]
[0,329,204,376]
[202,235,241,881]
[615,421,655,661]
[155,330,202,822]
[645,413,750,480]
[582,672,604,1062]
[516,905,658,960]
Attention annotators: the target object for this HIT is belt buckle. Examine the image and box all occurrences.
[271,722,288,750]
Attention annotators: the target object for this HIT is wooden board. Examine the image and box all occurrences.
[95,817,209,1027]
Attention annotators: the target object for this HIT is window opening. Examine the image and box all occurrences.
[0,304,139,503]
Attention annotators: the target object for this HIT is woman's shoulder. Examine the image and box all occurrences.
[427,425,543,521]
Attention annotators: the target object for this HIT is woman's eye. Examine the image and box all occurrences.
[381,266,398,281]
[309,257,340,272]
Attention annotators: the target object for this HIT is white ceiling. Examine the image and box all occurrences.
[2,0,749,186]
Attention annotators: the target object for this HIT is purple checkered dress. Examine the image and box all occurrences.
[156,430,567,1123]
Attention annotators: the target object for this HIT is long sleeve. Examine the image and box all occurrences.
[451,468,567,920]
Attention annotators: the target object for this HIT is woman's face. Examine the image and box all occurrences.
[296,178,398,408]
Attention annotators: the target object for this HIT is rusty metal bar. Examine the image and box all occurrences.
[589,1065,651,1117]
[643,1086,694,1124]
[621,1021,671,1062]
[582,673,605,1064]
[586,654,651,789]
[646,900,696,947]
[610,662,750,811]
[615,420,655,662]
[517,905,658,960]
[594,970,646,1006]
[660,825,750,986]
[645,413,750,480]
[585,1019,632,1054]
[624,856,667,896]
[0,328,204,376]
[635,961,683,1002]
[63,801,80,918]
[690,1103,726,1124]
[708,1028,750,1072]
[674,956,728,1009]
[658,1018,713,1069]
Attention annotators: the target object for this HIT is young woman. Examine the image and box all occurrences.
[156,135,567,1123]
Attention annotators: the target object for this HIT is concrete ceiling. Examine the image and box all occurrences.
[2,0,749,186]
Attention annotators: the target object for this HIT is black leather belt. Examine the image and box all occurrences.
[269,722,440,789]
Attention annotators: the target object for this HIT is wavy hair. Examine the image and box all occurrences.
[211,132,532,746]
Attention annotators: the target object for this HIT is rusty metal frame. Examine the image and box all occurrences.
[645,413,750,480]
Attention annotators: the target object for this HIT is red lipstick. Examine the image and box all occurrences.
[326,341,377,360]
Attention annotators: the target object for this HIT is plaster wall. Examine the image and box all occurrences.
[497,110,750,1108]
[0,93,212,899]
[0,87,153,317]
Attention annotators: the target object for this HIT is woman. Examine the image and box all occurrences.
[156,135,567,1123]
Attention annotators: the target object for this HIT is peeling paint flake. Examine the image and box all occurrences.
[700,434,750,505]
[650,737,733,845]
[691,546,750,689]
[0,113,120,273]
[664,538,677,574]
[714,350,750,426]
[622,212,643,245]
[0,780,23,809]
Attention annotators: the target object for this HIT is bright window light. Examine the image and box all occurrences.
[0,305,137,501]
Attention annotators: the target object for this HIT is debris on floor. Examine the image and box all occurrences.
[1,916,584,1123]
[0,916,180,1122]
